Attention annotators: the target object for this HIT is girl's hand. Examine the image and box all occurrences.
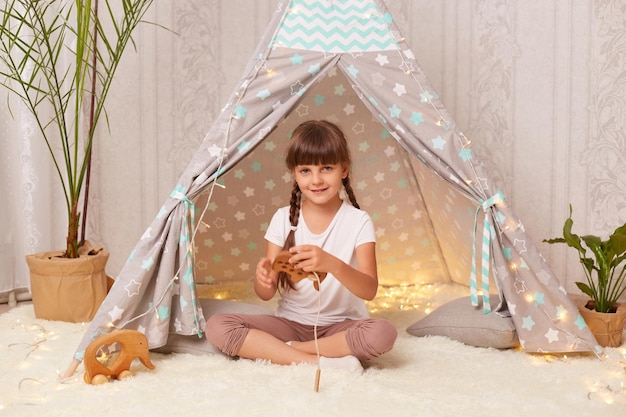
[289,242,379,301]
[255,257,276,289]
[288,245,338,275]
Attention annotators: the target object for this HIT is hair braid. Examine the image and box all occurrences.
[343,177,360,209]
[277,182,301,292]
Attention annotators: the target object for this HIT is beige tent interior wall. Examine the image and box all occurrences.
[190,68,479,292]
[6,1,619,302]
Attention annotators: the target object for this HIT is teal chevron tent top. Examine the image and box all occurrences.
[69,0,601,369]
[274,0,398,52]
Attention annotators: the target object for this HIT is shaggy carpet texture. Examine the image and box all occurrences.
[1,299,625,417]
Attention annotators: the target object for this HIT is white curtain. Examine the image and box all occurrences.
[0,101,65,300]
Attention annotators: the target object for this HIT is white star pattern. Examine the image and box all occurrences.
[545,328,559,343]
[393,83,406,96]
[291,81,305,95]
[295,103,309,116]
[252,204,265,216]
[125,280,141,297]
[375,53,389,66]
[513,239,527,254]
[352,122,365,134]
[208,144,223,157]
[109,305,124,322]
[227,195,239,205]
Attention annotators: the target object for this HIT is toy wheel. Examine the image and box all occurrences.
[118,370,134,380]
[91,374,109,385]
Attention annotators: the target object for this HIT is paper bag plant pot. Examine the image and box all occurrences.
[26,243,109,322]
[577,299,626,348]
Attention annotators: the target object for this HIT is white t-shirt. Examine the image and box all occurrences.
[264,201,376,326]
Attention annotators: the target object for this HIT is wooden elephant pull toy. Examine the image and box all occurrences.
[84,329,155,385]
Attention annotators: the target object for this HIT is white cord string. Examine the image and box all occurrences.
[312,272,321,364]
[312,271,322,392]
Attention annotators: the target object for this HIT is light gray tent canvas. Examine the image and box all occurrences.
[70,0,601,365]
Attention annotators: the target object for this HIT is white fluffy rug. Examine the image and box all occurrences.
[1,301,625,417]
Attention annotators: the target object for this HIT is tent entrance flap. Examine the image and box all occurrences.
[192,69,478,288]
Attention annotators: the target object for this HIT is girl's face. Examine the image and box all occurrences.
[293,163,348,207]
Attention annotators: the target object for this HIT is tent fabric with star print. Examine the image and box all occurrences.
[70,0,601,364]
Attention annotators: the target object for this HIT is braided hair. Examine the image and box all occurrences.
[276,120,360,292]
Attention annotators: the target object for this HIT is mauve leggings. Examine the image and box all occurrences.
[205,313,397,361]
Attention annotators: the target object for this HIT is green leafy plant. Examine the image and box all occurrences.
[544,205,626,313]
[0,0,155,258]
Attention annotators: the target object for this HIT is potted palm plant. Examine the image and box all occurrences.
[0,0,155,322]
[544,205,626,347]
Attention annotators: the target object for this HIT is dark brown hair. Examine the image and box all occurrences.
[277,120,360,292]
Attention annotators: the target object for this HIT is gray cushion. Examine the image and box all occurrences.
[152,298,273,355]
[406,295,519,349]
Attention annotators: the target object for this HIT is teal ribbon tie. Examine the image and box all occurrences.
[471,191,504,313]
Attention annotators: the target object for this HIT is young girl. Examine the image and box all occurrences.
[205,120,397,372]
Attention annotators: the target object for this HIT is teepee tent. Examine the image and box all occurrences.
[70,0,600,367]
